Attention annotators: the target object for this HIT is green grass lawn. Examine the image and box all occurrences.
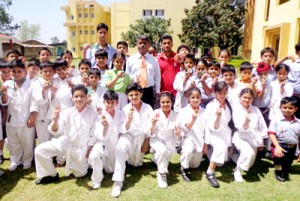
[1,152,300,201]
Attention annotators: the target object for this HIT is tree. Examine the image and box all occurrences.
[179,0,246,51]
[17,20,41,41]
[0,0,20,35]
[121,17,172,48]
[50,36,60,44]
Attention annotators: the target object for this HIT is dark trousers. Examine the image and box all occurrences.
[272,143,296,173]
[141,86,155,108]
[258,107,270,127]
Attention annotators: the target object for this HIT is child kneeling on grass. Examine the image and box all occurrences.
[35,84,98,184]
[268,96,300,182]
[88,90,126,190]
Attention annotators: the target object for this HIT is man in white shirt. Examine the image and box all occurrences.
[125,35,161,107]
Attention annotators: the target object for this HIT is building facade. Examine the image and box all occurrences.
[62,0,196,57]
[61,0,111,58]
[243,0,300,61]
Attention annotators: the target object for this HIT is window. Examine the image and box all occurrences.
[80,47,83,51]
[155,9,164,17]
[72,47,76,52]
[85,30,89,34]
[85,13,88,18]
[71,31,75,37]
[79,13,82,18]
[79,30,82,34]
[91,13,94,18]
[90,4,94,7]
[91,30,95,34]
[143,10,152,18]
[70,15,74,20]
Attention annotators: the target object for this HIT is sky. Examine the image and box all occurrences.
[7,0,128,44]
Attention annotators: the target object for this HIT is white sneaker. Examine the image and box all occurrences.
[111,181,123,198]
[9,163,19,171]
[92,182,101,190]
[233,170,245,182]
[23,163,31,170]
[157,172,168,188]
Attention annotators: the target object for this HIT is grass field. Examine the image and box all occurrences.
[1,152,300,201]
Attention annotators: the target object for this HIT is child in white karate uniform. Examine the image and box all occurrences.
[0,59,37,171]
[34,85,98,184]
[86,68,106,112]
[148,91,180,188]
[269,64,293,120]
[111,82,153,198]
[173,53,196,113]
[205,81,236,188]
[232,88,267,182]
[33,61,56,144]
[71,59,91,86]
[88,90,126,190]
[178,87,206,182]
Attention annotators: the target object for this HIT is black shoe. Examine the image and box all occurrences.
[35,173,60,185]
[206,173,220,188]
[0,155,3,164]
[275,171,285,182]
[180,167,191,182]
[283,172,290,181]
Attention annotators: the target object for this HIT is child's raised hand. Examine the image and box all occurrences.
[0,86,8,95]
[101,115,108,127]
[192,109,199,119]
[53,106,60,122]
[117,71,125,78]
[127,107,134,120]
[174,53,183,63]
[212,77,219,84]
[174,125,181,137]
[86,95,92,105]
[216,104,223,116]
[275,145,286,158]
[200,72,208,82]
[42,81,53,91]
[246,108,251,122]
[83,43,91,51]
[96,106,103,115]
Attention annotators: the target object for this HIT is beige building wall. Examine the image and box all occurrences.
[111,0,195,54]
[246,0,300,62]
[61,0,111,58]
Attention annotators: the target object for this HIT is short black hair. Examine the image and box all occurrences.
[10,59,25,69]
[125,82,143,94]
[275,63,290,73]
[183,53,196,63]
[161,34,173,42]
[137,35,150,43]
[295,43,300,53]
[177,44,190,53]
[88,68,101,78]
[208,61,221,70]
[95,49,108,58]
[260,47,275,57]
[79,59,91,68]
[6,49,21,57]
[117,41,128,49]
[221,64,236,75]
[96,23,109,32]
[0,59,11,68]
[60,49,73,58]
[28,58,40,67]
[40,61,54,70]
[280,96,298,107]
[103,90,119,101]
[53,58,67,70]
[38,47,52,56]
[240,61,253,72]
[71,84,88,96]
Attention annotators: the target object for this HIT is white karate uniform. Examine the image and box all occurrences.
[206,99,233,165]
[87,84,106,112]
[173,69,196,113]
[178,104,206,169]
[112,102,153,182]
[35,106,97,178]
[89,109,126,184]
[148,109,180,173]
[269,80,293,120]
[227,81,241,103]
[0,79,37,167]
[232,103,267,171]
[33,78,58,144]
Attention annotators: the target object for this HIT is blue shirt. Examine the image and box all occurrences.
[268,114,300,144]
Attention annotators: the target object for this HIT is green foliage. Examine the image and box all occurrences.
[17,20,41,41]
[121,17,172,47]
[180,0,246,50]
[0,0,20,35]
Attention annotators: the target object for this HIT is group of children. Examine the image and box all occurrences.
[0,44,299,198]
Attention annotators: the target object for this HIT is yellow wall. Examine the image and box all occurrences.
[247,0,300,62]
[110,0,196,54]
[61,0,110,58]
